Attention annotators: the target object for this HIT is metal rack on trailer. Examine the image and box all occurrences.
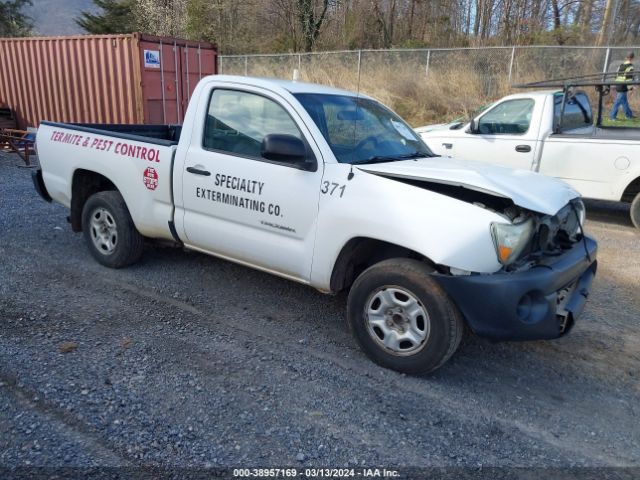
[0,129,36,166]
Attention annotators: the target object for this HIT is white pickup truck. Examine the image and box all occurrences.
[33,75,597,374]
[416,89,640,228]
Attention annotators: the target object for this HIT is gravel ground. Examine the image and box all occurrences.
[0,152,639,476]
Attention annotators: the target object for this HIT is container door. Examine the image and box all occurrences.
[140,40,183,124]
[180,46,217,119]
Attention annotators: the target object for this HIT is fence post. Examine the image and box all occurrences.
[425,50,431,78]
[244,56,248,76]
[508,46,516,83]
[603,47,611,73]
[357,50,362,88]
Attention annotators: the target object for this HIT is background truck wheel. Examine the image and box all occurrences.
[347,258,464,375]
[631,193,640,229]
[82,191,144,268]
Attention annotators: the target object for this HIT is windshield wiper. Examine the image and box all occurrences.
[396,151,432,159]
[350,151,432,165]
[349,157,397,165]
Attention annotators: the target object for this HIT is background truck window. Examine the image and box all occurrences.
[203,89,303,158]
[553,92,593,132]
[477,98,535,135]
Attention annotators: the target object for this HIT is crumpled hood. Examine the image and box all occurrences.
[357,157,580,216]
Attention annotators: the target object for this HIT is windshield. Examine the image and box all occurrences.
[294,93,433,164]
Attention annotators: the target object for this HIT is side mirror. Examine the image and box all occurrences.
[261,134,313,169]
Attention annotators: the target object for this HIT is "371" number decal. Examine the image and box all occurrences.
[321,181,346,198]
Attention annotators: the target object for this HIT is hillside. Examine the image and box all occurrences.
[27,0,97,36]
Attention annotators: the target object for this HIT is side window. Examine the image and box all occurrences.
[203,89,304,159]
[554,93,593,132]
[477,99,535,135]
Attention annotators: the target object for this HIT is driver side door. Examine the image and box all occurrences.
[452,98,539,171]
[178,86,324,282]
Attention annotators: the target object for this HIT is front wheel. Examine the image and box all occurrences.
[347,258,464,375]
[631,193,640,229]
[81,191,144,268]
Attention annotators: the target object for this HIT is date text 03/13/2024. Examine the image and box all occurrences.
[232,468,400,477]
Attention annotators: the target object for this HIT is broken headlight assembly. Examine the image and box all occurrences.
[564,199,586,240]
[491,218,535,266]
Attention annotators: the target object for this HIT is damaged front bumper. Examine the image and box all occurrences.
[432,236,598,341]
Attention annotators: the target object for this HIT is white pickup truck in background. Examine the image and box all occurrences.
[33,75,597,374]
[416,89,640,228]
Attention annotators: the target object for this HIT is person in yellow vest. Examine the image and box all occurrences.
[610,52,635,120]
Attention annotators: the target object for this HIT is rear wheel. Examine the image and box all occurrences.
[82,191,143,268]
[347,258,464,375]
[631,193,640,229]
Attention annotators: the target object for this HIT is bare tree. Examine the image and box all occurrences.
[297,0,331,51]
[597,0,618,45]
[135,0,189,37]
[121,0,640,54]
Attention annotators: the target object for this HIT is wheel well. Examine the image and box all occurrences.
[330,237,430,293]
[621,176,640,203]
[70,169,117,232]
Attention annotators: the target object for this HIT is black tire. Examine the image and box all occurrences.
[347,258,464,375]
[81,191,144,268]
[631,193,640,229]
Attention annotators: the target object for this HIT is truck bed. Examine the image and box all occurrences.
[36,121,179,241]
[40,121,182,145]
[551,126,640,141]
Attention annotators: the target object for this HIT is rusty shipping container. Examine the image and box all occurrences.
[0,33,217,130]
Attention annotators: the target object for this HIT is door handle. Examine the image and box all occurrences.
[515,145,531,153]
[186,166,211,176]
[442,143,453,150]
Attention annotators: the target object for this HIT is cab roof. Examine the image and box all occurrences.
[210,75,371,98]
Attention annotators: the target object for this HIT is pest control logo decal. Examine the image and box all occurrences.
[143,167,158,190]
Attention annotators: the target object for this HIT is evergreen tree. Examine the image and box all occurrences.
[76,0,136,34]
[0,0,33,37]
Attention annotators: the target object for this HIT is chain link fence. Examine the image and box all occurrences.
[218,46,640,125]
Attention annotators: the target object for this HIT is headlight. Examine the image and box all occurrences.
[571,199,586,237]
[574,199,586,225]
[491,218,535,266]
[561,199,586,240]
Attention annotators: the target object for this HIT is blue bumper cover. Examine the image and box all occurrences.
[432,236,598,341]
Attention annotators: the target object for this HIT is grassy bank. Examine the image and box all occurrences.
[230,48,640,127]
